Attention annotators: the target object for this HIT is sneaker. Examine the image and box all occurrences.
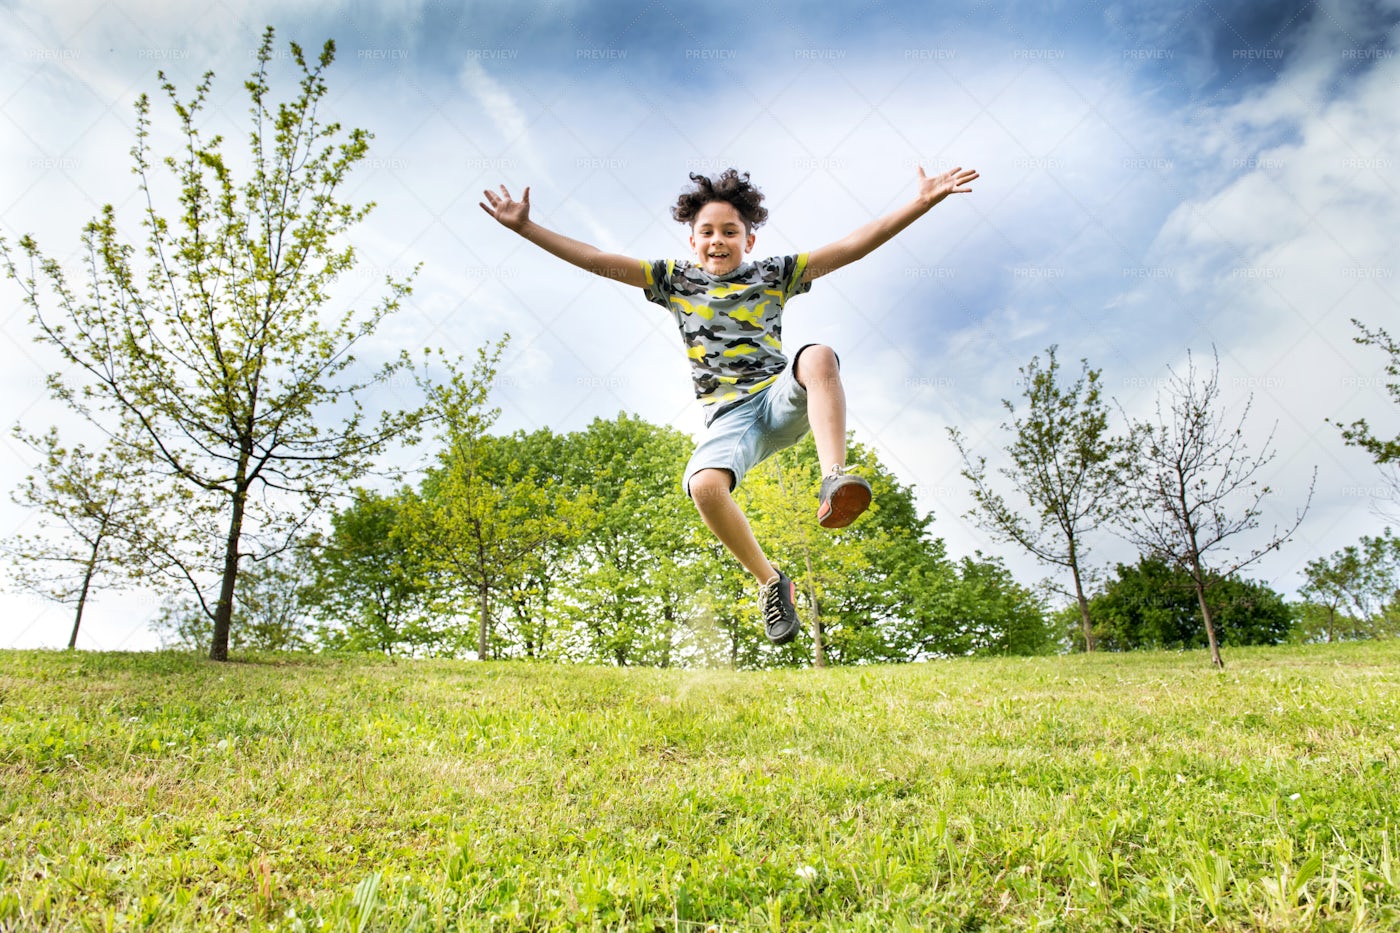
[758,567,801,645]
[817,467,871,529]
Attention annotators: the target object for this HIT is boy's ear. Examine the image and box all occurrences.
[745,231,756,253]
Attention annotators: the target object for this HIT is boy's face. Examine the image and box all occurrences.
[689,200,755,276]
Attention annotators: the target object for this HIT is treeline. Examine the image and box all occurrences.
[153,408,1052,667]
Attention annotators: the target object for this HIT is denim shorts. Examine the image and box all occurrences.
[683,345,818,496]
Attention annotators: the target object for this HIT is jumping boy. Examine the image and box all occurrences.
[480,164,978,645]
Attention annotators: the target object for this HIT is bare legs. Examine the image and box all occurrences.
[689,345,848,584]
[793,344,846,478]
[689,469,775,583]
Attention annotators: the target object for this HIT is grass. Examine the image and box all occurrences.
[1,643,1398,931]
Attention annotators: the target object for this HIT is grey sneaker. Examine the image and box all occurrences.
[759,568,801,645]
[817,467,871,529]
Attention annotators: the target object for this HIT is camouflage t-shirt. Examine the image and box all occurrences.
[641,254,812,425]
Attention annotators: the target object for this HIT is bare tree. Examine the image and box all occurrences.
[1118,350,1314,667]
[951,346,1129,652]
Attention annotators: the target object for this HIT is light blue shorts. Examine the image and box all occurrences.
[683,345,818,496]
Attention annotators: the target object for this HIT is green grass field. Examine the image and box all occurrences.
[1,642,1398,931]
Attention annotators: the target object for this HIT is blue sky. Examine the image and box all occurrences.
[2,0,1398,649]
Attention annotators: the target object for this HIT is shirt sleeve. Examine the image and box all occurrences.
[781,253,813,301]
[641,259,674,307]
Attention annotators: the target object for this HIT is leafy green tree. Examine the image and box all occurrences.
[1078,556,1292,651]
[490,427,577,660]
[687,536,769,669]
[554,414,702,667]
[411,344,587,659]
[1118,350,1312,667]
[951,347,1129,653]
[1297,529,1400,642]
[6,424,158,648]
[302,488,431,655]
[939,554,1053,657]
[1,29,426,661]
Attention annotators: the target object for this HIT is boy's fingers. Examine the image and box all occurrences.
[522,186,530,204]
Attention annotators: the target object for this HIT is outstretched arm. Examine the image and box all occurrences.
[803,165,978,282]
[480,185,647,288]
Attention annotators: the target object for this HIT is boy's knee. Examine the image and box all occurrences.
[796,344,841,388]
[688,468,734,509]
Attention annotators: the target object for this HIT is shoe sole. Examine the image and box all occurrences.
[818,481,871,529]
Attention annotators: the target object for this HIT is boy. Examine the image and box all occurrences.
[480,164,978,645]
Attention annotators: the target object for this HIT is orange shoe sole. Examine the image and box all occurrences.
[817,479,871,529]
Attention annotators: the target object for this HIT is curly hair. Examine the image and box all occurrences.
[670,168,769,231]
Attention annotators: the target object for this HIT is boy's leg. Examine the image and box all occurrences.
[794,344,872,528]
[793,344,846,475]
[689,468,775,583]
[690,467,802,645]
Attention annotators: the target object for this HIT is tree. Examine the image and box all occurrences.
[411,343,586,660]
[1118,351,1312,667]
[941,554,1053,657]
[6,424,158,648]
[1077,556,1292,651]
[951,346,1129,653]
[466,426,566,660]
[152,553,312,652]
[302,488,432,655]
[553,415,701,667]
[1333,320,1400,518]
[1,29,427,660]
[1297,529,1400,642]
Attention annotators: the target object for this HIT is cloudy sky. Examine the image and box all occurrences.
[2,0,1397,650]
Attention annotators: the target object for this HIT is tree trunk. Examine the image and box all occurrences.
[799,547,826,667]
[659,604,675,669]
[478,580,491,660]
[1190,565,1224,668]
[209,485,249,661]
[1178,477,1221,668]
[69,536,104,650]
[1069,548,1094,652]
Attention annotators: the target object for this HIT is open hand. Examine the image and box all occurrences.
[917,165,978,208]
[480,184,531,231]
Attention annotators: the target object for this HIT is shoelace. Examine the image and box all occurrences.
[760,579,786,630]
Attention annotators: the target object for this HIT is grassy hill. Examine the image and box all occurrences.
[1,643,1398,930]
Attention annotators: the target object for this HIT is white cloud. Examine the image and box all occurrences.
[459,58,551,184]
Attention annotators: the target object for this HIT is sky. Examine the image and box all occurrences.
[2,0,1398,651]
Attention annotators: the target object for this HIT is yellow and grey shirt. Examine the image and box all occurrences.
[641,254,812,425]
